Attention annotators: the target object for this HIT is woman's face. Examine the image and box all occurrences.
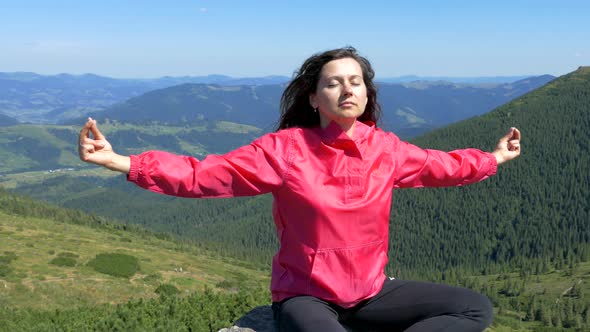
[309,57,368,129]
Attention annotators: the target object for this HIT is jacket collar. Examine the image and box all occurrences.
[314,120,375,145]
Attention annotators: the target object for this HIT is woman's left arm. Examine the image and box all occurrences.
[392,127,521,189]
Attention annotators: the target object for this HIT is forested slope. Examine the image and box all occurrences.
[388,66,589,277]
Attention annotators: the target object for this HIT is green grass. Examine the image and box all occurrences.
[215,121,263,134]
[0,210,269,310]
[464,262,590,331]
[0,168,117,189]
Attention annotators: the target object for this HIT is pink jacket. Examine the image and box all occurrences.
[127,121,497,308]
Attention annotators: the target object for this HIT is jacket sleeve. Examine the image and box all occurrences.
[390,134,497,189]
[126,131,292,198]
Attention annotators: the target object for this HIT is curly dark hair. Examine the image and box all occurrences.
[277,46,381,130]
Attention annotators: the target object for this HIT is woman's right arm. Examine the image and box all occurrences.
[79,118,291,198]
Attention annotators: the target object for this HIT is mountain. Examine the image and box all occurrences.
[0,75,553,175]
[0,73,289,125]
[82,75,554,138]
[85,84,283,132]
[0,73,151,124]
[378,75,556,134]
[0,71,553,129]
[377,75,534,84]
[152,74,291,86]
[386,67,589,274]
[0,113,19,126]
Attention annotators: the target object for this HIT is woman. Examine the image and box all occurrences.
[79,47,521,332]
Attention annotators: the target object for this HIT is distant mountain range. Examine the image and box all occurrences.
[0,72,556,175]
[0,72,554,130]
[0,72,291,125]
[0,113,18,126]
[84,75,555,137]
[377,75,534,84]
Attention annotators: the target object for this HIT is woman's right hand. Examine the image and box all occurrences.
[78,118,130,174]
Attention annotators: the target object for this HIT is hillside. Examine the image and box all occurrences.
[389,66,589,273]
[3,194,588,331]
[89,84,283,132]
[0,188,269,311]
[0,121,261,174]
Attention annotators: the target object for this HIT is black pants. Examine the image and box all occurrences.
[272,279,493,332]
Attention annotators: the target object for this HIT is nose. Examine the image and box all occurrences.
[343,82,353,95]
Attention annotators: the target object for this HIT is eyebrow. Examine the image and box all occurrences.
[325,74,363,81]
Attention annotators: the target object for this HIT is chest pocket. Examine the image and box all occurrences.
[308,240,387,306]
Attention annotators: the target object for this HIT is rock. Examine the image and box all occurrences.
[218,305,364,332]
[218,306,276,332]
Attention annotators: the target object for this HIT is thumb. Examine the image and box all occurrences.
[92,140,106,148]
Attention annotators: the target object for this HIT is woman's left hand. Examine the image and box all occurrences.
[492,127,521,165]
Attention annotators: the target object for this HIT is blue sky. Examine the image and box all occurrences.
[1,0,589,78]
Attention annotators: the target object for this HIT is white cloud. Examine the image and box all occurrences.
[574,52,583,57]
[199,7,208,12]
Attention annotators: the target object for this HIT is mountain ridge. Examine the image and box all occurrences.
[0,71,555,128]
[79,75,554,135]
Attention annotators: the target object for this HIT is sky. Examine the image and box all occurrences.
[1,0,589,79]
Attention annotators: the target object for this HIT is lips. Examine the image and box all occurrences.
[339,101,356,107]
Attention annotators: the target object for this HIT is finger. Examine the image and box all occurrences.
[80,137,106,149]
[78,143,95,160]
[508,141,521,152]
[499,128,513,142]
[89,118,106,140]
[510,127,521,141]
[79,118,94,142]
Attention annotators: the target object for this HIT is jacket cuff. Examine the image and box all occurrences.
[126,155,140,182]
[487,153,498,177]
